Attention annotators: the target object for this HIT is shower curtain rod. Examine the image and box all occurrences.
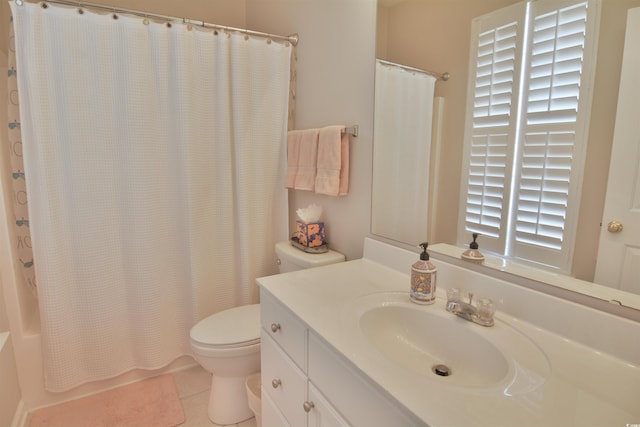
[377,58,450,82]
[14,0,300,46]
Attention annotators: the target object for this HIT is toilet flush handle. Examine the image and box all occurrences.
[272,379,282,389]
[271,323,281,333]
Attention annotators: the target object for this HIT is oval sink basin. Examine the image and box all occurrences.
[345,292,550,393]
[360,303,508,388]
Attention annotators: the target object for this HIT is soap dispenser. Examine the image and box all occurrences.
[410,242,437,305]
[461,233,485,264]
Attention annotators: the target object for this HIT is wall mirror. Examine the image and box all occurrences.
[372,0,640,312]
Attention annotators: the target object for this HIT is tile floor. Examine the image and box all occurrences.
[173,364,258,427]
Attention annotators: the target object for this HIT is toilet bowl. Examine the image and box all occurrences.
[190,304,261,425]
[189,241,345,425]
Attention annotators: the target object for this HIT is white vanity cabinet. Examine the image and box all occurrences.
[260,289,423,427]
[260,290,349,427]
[258,239,640,426]
[307,383,350,427]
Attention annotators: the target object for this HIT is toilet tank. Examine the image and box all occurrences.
[275,241,345,273]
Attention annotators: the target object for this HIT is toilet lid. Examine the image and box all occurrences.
[190,304,261,347]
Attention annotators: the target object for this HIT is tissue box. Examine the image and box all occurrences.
[296,220,326,247]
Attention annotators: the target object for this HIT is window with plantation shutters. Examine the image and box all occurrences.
[464,8,522,242]
[458,0,598,272]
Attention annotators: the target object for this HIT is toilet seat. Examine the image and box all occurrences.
[190,304,260,349]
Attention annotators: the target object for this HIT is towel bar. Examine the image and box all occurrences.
[342,125,358,137]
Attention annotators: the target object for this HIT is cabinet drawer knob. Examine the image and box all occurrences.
[271,323,281,333]
[303,401,315,413]
[271,379,282,389]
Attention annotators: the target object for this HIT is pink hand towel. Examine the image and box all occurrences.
[338,129,350,196]
[293,128,320,191]
[285,130,303,188]
[315,125,350,196]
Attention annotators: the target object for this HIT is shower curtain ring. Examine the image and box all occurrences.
[15,0,24,6]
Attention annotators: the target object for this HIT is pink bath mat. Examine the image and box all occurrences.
[30,374,185,427]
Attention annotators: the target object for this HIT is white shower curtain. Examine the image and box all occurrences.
[11,1,291,392]
[372,60,436,244]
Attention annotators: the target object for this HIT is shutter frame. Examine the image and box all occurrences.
[458,2,526,254]
[512,0,598,270]
[459,0,599,272]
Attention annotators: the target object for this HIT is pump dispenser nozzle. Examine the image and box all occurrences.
[418,242,429,260]
[469,234,479,249]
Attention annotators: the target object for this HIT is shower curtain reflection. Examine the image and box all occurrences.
[371,59,436,244]
[11,1,291,392]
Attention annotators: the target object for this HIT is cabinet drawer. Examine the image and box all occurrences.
[308,332,424,426]
[262,332,308,427]
[307,383,350,427]
[262,388,291,427]
[261,290,307,370]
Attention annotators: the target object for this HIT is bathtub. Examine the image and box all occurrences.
[0,332,22,427]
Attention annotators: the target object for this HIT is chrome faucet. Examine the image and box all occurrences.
[446,290,495,327]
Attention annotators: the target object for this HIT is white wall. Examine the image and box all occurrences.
[246,0,378,261]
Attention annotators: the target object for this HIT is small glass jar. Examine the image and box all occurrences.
[446,288,461,303]
[476,298,496,324]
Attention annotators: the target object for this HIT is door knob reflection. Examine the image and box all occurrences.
[607,220,623,233]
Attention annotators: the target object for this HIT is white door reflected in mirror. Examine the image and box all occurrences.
[594,7,640,293]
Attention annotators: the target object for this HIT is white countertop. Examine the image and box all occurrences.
[257,240,640,426]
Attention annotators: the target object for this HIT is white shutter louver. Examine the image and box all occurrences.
[516,131,573,249]
[515,2,588,251]
[464,21,519,238]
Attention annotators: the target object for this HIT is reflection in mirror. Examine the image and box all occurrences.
[458,1,599,273]
[373,0,640,310]
[371,60,439,244]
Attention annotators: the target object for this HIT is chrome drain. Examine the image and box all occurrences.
[432,364,451,377]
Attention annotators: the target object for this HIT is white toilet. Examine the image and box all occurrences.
[189,241,345,425]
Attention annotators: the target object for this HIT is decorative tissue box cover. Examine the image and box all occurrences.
[296,220,326,247]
